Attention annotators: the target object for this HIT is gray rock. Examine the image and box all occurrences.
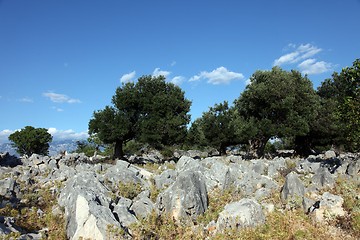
[201,157,230,190]
[216,198,265,231]
[314,192,345,222]
[58,171,126,240]
[346,159,360,177]
[280,172,305,206]
[154,169,177,189]
[311,167,335,188]
[324,150,336,159]
[131,196,155,220]
[0,178,19,200]
[112,197,138,227]
[175,156,201,172]
[104,160,148,192]
[267,157,286,178]
[157,170,208,221]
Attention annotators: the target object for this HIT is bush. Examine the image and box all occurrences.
[8,126,52,156]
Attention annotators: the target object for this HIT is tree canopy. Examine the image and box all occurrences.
[8,126,53,156]
[234,67,319,157]
[89,75,191,159]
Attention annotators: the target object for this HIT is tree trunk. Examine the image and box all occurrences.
[248,137,269,158]
[113,140,124,159]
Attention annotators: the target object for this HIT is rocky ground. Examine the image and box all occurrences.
[0,150,359,239]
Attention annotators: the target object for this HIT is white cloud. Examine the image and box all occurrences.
[171,76,185,85]
[153,68,171,78]
[51,106,64,112]
[0,129,15,143]
[273,43,322,66]
[298,59,333,75]
[190,66,244,85]
[245,78,252,86]
[43,92,81,103]
[120,71,136,83]
[170,61,176,66]
[18,97,33,103]
[47,128,88,141]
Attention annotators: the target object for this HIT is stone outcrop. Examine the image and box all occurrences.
[157,169,208,221]
[0,150,359,239]
[216,198,265,231]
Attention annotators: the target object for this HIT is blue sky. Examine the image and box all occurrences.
[1,0,359,142]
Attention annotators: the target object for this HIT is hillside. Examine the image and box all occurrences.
[0,150,359,239]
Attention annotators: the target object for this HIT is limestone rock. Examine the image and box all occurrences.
[157,170,208,221]
[216,198,265,231]
[281,172,305,207]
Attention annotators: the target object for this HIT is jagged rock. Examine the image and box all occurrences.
[251,159,268,175]
[0,178,19,203]
[174,150,208,159]
[281,172,305,207]
[131,195,155,220]
[267,157,286,178]
[0,152,22,167]
[324,150,336,159]
[314,192,345,222]
[216,199,265,231]
[311,167,335,188]
[157,170,208,221]
[58,171,127,240]
[112,197,138,227]
[201,157,230,190]
[236,170,279,197]
[104,160,148,192]
[175,156,202,172]
[346,158,360,177]
[154,169,177,189]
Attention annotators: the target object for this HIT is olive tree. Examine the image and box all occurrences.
[89,75,191,159]
[234,67,319,157]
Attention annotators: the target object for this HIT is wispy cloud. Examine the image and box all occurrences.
[298,59,334,75]
[43,92,81,103]
[120,71,136,83]
[190,66,244,85]
[51,106,64,112]
[47,128,88,141]
[170,61,176,66]
[153,68,171,78]
[274,43,322,66]
[18,97,33,103]
[171,76,185,85]
[274,43,334,75]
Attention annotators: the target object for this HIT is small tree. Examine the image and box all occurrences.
[194,101,237,155]
[8,126,53,156]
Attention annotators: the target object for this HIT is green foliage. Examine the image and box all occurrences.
[196,101,237,155]
[89,75,191,159]
[8,126,53,156]
[235,67,319,157]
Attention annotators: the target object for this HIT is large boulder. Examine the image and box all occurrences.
[311,167,335,188]
[153,169,177,189]
[280,172,305,207]
[157,170,208,221]
[58,171,127,240]
[314,192,345,222]
[216,198,265,231]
